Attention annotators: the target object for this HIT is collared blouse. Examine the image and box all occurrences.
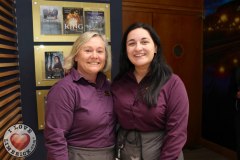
[111,71,189,160]
[44,68,116,160]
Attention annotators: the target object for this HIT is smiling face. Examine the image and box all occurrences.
[74,36,106,79]
[126,28,156,70]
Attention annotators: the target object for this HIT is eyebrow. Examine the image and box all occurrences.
[82,45,104,49]
[127,37,149,43]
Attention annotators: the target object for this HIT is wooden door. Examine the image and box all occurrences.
[153,12,203,146]
[122,11,152,33]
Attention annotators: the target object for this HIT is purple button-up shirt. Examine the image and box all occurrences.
[111,71,189,160]
[44,68,116,160]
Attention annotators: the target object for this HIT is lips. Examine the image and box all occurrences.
[134,53,145,57]
[88,62,100,65]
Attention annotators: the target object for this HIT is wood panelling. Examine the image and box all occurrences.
[0,15,15,26]
[0,0,23,159]
[0,93,21,108]
[0,85,20,97]
[122,11,152,32]
[0,78,19,87]
[0,24,17,34]
[123,0,202,9]
[0,6,15,19]
[123,2,202,14]
[0,44,17,50]
[0,107,21,128]
[153,13,203,146]
[0,100,20,118]
[0,54,18,59]
[0,70,20,78]
[122,0,203,147]
[1,0,14,10]
[0,34,17,42]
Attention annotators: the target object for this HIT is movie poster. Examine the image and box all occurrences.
[84,11,105,34]
[63,7,84,34]
[40,5,63,35]
[45,51,64,79]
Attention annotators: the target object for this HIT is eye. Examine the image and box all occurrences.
[84,49,92,53]
[127,42,136,46]
[141,40,149,45]
[97,50,104,54]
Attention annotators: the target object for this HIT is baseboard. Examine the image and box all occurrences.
[199,138,237,160]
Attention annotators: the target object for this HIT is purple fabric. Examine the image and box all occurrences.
[111,71,189,160]
[44,68,116,160]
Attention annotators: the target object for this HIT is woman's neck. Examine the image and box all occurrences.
[134,67,148,83]
[77,69,97,83]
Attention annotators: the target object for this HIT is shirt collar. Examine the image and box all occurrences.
[127,69,136,80]
[70,68,106,88]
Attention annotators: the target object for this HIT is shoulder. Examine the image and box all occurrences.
[111,73,129,90]
[48,74,76,96]
[161,74,187,96]
[165,74,185,87]
[55,74,74,86]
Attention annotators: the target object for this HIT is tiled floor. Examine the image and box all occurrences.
[183,147,229,160]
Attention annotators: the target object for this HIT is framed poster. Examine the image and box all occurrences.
[34,45,72,86]
[32,0,110,42]
[84,11,105,34]
[36,90,49,130]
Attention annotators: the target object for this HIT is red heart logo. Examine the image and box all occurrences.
[10,133,30,151]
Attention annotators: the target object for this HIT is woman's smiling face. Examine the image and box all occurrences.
[74,36,106,77]
[126,28,156,69]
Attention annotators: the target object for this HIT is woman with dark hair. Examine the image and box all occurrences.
[111,22,189,160]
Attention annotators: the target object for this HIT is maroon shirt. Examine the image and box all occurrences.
[44,68,116,160]
[111,71,189,160]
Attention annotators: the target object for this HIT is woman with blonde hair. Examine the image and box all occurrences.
[44,32,115,160]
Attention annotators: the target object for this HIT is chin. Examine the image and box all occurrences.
[88,69,102,74]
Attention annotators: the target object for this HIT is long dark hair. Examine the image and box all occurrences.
[114,22,172,107]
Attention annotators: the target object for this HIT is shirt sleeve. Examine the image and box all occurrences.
[160,76,189,160]
[44,84,75,160]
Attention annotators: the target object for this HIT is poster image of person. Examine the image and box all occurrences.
[40,5,63,35]
[45,51,64,79]
[63,7,84,34]
[84,11,105,35]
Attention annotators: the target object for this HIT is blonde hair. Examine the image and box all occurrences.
[64,31,111,73]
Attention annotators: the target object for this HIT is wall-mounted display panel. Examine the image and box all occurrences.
[32,0,110,42]
[36,89,49,130]
[34,45,72,86]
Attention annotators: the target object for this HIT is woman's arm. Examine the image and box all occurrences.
[160,76,189,160]
[44,84,75,160]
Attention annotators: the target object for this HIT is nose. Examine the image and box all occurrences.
[135,42,143,51]
[90,51,98,59]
